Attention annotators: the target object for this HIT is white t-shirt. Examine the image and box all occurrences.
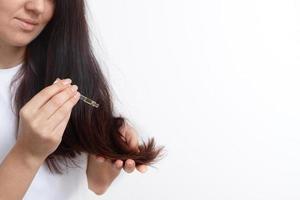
[0,63,96,200]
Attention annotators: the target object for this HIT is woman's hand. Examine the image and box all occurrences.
[86,122,148,195]
[95,122,148,173]
[16,78,80,161]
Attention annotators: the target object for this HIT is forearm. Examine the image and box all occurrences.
[0,142,44,200]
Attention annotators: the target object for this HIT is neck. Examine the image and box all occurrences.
[0,40,25,69]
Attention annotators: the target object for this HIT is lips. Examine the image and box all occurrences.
[15,18,38,25]
[15,17,39,31]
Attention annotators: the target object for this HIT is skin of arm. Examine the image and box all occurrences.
[86,122,148,195]
[0,141,44,200]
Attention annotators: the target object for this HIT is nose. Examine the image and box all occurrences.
[24,0,45,15]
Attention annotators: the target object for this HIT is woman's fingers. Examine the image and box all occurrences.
[123,159,135,173]
[96,157,123,172]
[16,78,81,160]
[123,160,148,173]
[97,157,123,169]
[47,90,80,136]
[26,78,72,114]
[51,112,72,141]
[95,156,148,173]
[96,156,105,163]
[39,84,79,121]
[114,160,123,169]
[136,165,148,173]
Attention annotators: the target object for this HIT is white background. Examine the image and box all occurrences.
[85,0,300,199]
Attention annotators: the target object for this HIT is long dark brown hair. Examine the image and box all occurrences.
[10,0,165,174]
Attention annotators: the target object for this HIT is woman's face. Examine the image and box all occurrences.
[0,0,55,47]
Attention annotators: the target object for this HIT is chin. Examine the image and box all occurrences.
[13,41,31,47]
[9,34,36,47]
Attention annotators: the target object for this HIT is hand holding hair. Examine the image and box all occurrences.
[95,122,148,174]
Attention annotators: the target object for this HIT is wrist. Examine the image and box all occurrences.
[14,141,45,168]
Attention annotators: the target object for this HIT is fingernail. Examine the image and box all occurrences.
[128,161,134,166]
[53,78,60,84]
[62,78,72,85]
[115,162,123,169]
[71,85,78,92]
[73,92,80,99]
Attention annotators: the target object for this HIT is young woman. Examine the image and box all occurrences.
[0,0,164,199]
